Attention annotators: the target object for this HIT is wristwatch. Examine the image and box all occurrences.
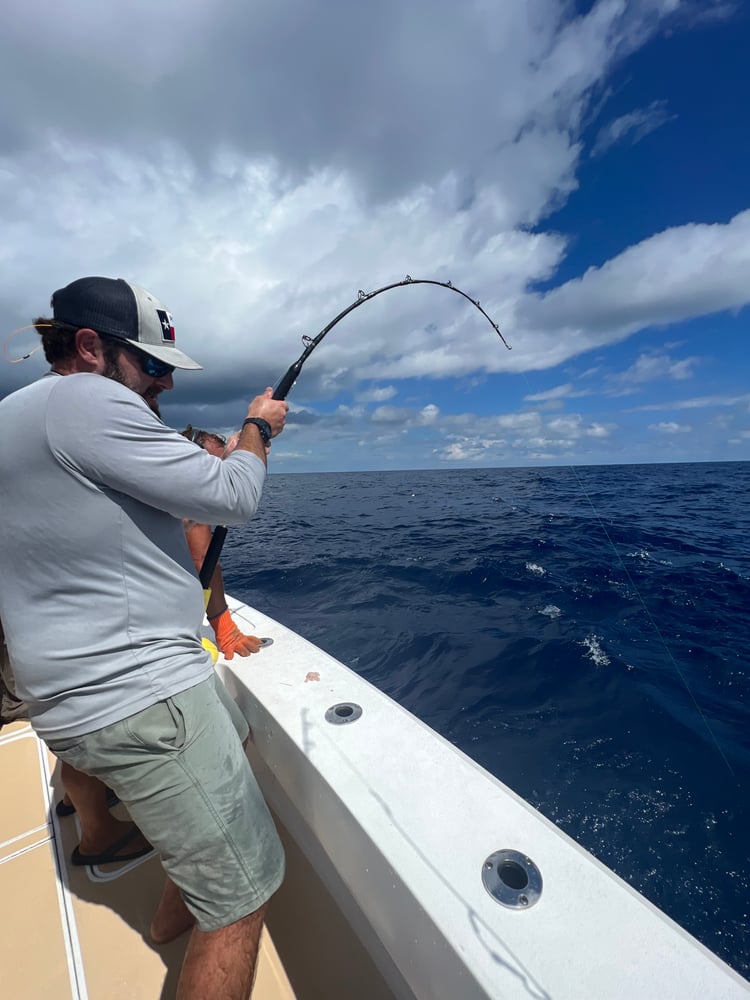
[242,417,272,445]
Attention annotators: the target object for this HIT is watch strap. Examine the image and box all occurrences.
[242,417,272,444]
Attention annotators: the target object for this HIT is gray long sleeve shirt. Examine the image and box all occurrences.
[0,372,266,740]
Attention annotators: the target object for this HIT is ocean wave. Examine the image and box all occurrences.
[718,561,749,580]
[626,548,673,566]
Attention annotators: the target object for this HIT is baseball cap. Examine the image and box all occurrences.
[51,276,202,370]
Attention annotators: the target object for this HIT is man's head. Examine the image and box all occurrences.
[51,277,202,371]
[181,425,228,457]
[36,276,203,412]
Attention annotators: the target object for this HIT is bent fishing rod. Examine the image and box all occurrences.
[199,276,510,587]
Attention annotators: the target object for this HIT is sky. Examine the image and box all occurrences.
[1,0,748,473]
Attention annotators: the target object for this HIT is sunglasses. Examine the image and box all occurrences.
[120,342,175,378]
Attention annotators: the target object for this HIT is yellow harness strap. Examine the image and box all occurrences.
[201,588,219,663]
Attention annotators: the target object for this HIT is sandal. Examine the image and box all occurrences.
[71,825,153,867]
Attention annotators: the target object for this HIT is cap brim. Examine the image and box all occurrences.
[136,342,203,370]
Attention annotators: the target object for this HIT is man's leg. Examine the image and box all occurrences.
[150,683,256,948]
[176,901,269,1000]
[60,761,150,860]
[50,678,284,991]
[125,681,282,993]
[150,875,196,944]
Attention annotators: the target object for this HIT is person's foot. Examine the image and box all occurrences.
[72,821,152,866]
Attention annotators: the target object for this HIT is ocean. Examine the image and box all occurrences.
[219,460,750,978]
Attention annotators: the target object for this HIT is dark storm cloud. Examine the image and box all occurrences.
[0,0,604,201]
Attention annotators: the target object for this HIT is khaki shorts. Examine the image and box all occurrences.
[47,674,285,931]
[0,632,28,726]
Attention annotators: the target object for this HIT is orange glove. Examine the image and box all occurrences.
[208,609,263,659]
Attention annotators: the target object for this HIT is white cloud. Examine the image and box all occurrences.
[649,421,692,434]
[603,351,700,396]
[2,0,727,405]
[591,99,676,158]
[371,405,414,425]
[525,383,577,402]
[635,393,750,411]
[518,210,750,372]
[548,415,583,436]
[418,404,440,425]
[436,441,487,463]
[618,353,697,384]
[1,1,747,471]
[356,386,397,403]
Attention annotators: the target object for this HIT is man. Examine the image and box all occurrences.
[180,425,266,658]
[3,613,152,863]
[0,276,288,1000]
[0,621,27,726]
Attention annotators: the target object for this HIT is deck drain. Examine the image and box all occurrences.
[325,702,363,725]
[482,849,542,909]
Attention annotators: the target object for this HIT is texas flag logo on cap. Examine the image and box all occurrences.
[157,309,176,343]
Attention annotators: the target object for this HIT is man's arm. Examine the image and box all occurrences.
[184,523,262,658]
[47,375,287,527]
[231,387,287,466]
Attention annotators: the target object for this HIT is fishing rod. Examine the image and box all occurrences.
[271,275,510,400]
[199,276,510,587]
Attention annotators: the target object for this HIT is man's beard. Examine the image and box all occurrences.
[103,351,161,417]
[145,393,161,417]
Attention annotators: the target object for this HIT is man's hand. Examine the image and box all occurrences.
[234,388,287,464]
[246,387,288,439]
[223,430,269,457]
[208,609,263,659]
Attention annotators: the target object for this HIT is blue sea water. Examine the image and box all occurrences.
[220,460,750,978]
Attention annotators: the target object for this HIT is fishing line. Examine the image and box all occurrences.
[3,324,45,363]
[568,465,735,777]
[513,359,736,778]
[267,272,735,782]
[199,276,510,586]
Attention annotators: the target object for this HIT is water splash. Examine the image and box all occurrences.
[580,634,610,667]
[526,562,547,576]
